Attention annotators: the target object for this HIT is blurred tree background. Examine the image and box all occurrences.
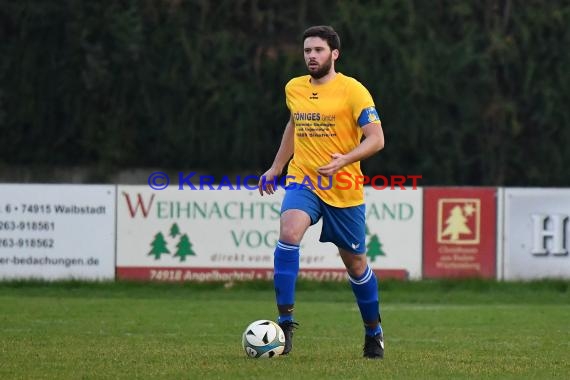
[0,0,569,185]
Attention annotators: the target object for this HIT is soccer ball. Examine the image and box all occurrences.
[242,320,285,358]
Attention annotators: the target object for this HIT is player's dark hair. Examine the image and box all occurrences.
[302,25,340,51]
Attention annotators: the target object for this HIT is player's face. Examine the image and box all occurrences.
[303,37,337,79]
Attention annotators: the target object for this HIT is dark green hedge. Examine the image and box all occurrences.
[1,0,569,185]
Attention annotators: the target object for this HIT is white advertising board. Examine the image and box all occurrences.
[362,188,423,279]
[116,186,423,281]
[0,185,116,280]
[503,188,570,279]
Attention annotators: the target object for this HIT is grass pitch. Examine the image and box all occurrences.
[0,279,568,379]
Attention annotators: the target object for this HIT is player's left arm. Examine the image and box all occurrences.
[317,121,384,176]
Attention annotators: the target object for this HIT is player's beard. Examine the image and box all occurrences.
[307,53,333,79]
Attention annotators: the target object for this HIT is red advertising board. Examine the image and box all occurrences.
[117,267,408,282]
[423,187,497,278]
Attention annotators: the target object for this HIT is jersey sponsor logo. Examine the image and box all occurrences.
[293,112,320,121]
[309,92,318,99]
[293,112,336,123]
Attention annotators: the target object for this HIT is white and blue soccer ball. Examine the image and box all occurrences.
[242,320,285,358]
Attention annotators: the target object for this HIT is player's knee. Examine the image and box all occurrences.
[279,224,304,245]
[344,255,368,278]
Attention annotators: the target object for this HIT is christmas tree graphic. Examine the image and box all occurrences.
[366,234,386,262]
[174,234,196,262]
[365,224,386,262]
[441,205,471,241]
[147,224,198,261]
[169,223,181,238]
[149,232,170,260]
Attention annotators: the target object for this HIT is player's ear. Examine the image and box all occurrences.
[332,49,339,61]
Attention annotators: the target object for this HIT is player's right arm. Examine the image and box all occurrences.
[258,114,294,196]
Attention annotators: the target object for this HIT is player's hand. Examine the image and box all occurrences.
[317,153,348,177]
[258,167,281,196]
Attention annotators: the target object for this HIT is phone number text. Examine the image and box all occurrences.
[0,238,55,249]
[0,221,55,231]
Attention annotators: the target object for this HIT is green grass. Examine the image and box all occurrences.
[0,279,568,379]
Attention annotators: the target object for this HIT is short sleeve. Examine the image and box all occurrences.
[350,81,381,127]
[285,80,294,112]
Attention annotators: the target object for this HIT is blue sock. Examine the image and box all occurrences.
[348,266,382,337]
[273,240,300,323]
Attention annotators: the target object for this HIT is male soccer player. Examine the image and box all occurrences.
[258,25,385,359]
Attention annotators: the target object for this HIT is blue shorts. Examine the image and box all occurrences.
[281,184,366,253]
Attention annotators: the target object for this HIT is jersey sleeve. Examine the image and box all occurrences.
[285,79,294,112]
[350,81,381,127]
